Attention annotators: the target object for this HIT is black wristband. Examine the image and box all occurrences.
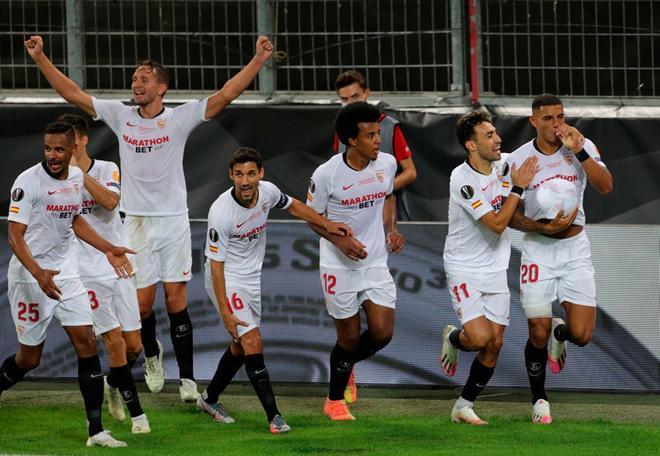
[510,186,524,196]
[575,149,590,162]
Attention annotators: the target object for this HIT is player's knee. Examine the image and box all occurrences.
[103,333,126,356]
[571,329,592,347]
[370,330,393,351]
[18,356,40,372]
[529,325,550,347]
[464,331,490,350]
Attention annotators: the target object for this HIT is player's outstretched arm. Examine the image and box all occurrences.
[479,156,539,235]
[383,194,404,253]
[209,259,248,342]
[24,36,95,117]
[393,157,417,191]
[204,36,274,120]
[288,198,352,237]
[72,215,135,278]
[8,221,62,299]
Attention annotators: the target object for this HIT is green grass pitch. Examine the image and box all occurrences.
[0,382,658,455]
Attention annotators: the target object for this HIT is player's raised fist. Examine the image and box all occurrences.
[556,124,584,153]
[255,35,274,63]
[24,35,44,58]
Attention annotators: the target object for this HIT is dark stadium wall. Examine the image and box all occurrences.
[0,103,658,223]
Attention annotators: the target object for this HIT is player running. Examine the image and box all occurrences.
[507,94,612,424]
[0,122,135,447]
[440,111,538,424]
[307,102,405,421]
[199,147,351,434]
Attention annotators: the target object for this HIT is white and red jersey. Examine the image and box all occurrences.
[443,160,512,275]
[306,152,397,270]
[76,159,125,280]
[92,97,208,216]
[7,163,84,283]
[205,181,292,285]
[506,138,606,225]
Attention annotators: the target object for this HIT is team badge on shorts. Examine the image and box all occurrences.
[17,325,25,336]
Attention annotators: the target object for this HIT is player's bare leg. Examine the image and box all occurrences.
[102,327,149,432]
[163,281,198,401]
[138,284,165,393]
[65,325,126,447]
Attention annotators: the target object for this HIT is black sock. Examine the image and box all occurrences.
[0,355,26,391]
[554,323,570,342]
[206,346,244,404]
[525,340,548,404]
[351,331,379,363]
[169,308,194,381]
[460,358,495,402]
[245,354,279,421]
[449,329,469,351]
[328,343,354,401]
[78,355,104,436]
[110,364,144,418]
[141,311,159,358]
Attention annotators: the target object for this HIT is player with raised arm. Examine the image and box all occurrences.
[440,111,539,424]
[0,122,135,447]
[507,94,613,424]
[199,147,351,433]
[25,34,274,401]
[307,102,405,421]
[58,114,149,433]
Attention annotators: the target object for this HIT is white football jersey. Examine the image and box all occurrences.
[76,159,125,280]
[7,163,84,283]
[443,160,512,274]
[306,152,397,270]
[92,97,208,216]
[506,138,606,225]
[205,181,292,284]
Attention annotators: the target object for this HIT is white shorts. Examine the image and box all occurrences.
[204,268,261,338]
[8,279,91,346]
[84,277,141,336]
[446,271,510,326]
[520,231,596,318]
[124,214,193,288]
[320,267,396,320]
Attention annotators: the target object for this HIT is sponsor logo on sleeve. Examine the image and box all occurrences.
[11,188,24,202]
[460,185,474,200]
[209,228,219,242]
[309,179,316,193]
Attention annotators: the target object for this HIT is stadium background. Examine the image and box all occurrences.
[0,0,658,392]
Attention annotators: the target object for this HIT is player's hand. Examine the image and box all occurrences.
[386,231,405,254]
[221,312,249,342]
[24,35,44,59]
[325,221,352,237]
[34,268,61,300]
[556,124,585,153]
[542,207,579,234]
[335,236,368,261]
[105,246,137,279]
[510,156,539,189]
[255,36,274,63]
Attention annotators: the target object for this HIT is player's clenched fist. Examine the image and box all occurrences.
[24,35,44,59]
[556,124,585,153]
[255,35,274,63]
[386,231,405,254]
